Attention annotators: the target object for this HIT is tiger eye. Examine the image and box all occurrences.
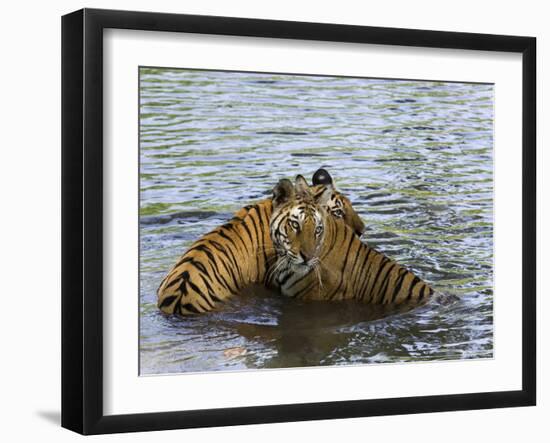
[289,220,300,231]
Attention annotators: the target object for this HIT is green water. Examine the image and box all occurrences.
[139,68,494,375]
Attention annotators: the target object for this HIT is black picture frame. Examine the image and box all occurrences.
[61,8,536,435]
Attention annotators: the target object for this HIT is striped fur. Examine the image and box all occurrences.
[157,172,364,315]
[268,182,433,304]
[157,200,274,314]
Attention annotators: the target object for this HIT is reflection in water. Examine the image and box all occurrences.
[230,289,425,369]
[139,68,494,375]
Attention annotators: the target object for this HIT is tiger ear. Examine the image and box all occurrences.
[272,178,295,208]
[295,174,310,196]
[316,186,333,206]
[312,168,333,186]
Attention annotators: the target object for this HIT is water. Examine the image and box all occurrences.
[139,68,494,375]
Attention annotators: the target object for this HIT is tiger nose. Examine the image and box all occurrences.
[300,251,312,262]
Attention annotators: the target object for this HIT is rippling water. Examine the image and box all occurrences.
[139,67,494,375]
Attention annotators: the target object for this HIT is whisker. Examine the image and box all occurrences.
[267,255,287,284]
[316,257,339,280]
[314,263,323,298]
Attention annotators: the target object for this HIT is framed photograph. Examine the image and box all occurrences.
[61,8,536,435]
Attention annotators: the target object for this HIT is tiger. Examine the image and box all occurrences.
[157,169,365,315]
[310,168,365,238]
[268,175,435,304]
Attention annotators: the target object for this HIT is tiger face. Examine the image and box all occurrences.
[270,176,330,271]
[310,168,365,237]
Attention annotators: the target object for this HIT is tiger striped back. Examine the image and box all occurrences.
[157,200,274,314]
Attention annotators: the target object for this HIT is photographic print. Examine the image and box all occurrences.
[139,67,494,376]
